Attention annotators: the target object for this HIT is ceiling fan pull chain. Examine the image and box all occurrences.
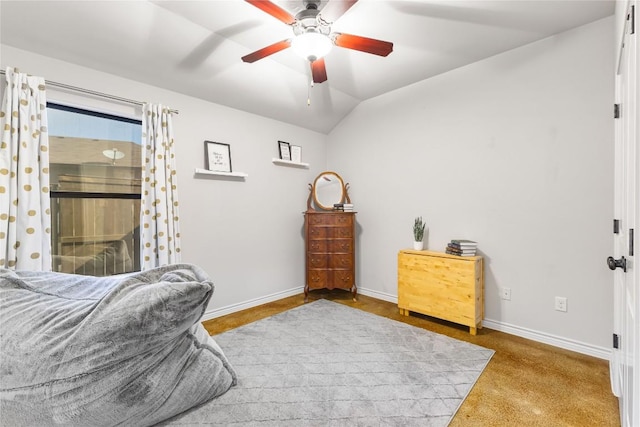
[308,78,313,106]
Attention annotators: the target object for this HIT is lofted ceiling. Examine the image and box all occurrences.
[0,0,614,134]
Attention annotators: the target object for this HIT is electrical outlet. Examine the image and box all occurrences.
[555,296,568,312]
[500,287,511,300]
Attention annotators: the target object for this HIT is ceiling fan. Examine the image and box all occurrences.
[241,0,393,84]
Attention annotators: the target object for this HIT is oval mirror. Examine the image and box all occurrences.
[312,171,346,210]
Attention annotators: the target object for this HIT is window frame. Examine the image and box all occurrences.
[47,102,143,276]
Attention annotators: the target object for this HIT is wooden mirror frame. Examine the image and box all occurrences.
[307,171,351,211]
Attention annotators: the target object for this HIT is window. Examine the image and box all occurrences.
[48,103,142,276]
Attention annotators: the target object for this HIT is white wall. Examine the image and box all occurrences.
[327,17,615,356]
[1,45,328,315]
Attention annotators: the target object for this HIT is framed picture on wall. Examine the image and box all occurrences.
[204,141,232,173]
[290,145,302,163]
[278,141,291,161]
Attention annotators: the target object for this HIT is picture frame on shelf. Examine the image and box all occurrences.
[290,145,301,163]
[204,141,232,173]
[278,140,291,161]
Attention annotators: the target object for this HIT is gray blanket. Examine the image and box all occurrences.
[0,264,237,426]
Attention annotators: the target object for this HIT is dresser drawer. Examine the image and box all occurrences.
[328,239,353,253]
[308,238,354,252]
[331,227,353,238]
[308,269,354,290]
[307,254,353,269]
[309,226,353,239]
[308,214,354,226]
[333,270,354,287]
[329,254,353,269]
[308,270,328,289]
[308,240,327,252]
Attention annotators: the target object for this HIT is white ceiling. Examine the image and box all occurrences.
[0,0,614,134]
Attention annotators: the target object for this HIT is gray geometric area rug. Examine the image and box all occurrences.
[162,299,494,427]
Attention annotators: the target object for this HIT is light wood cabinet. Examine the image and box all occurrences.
[397,250,484,335]
[305,212,357,301]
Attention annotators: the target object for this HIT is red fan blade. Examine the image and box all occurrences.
[319,0,358,23]
[333,32,393,57]
[245,0,296,25]
[311,58,328,83]
[241,39,291,63]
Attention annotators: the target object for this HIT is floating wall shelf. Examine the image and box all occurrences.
[194,168,248,178]
[272,158,310,168]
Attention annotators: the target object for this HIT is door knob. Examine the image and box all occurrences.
[607,256,627,272]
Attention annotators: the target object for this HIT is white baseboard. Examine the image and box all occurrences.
[482,318,611,360]
[203,286,611,361]
[358,287,398,304]
[202,286,304,321]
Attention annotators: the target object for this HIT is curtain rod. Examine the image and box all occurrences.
[0,69,179,114]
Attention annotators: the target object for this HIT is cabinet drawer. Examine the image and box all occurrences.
[308,227,328,239]
[329,254,353,269]
[308,269,354,290]
[308,270,328,289]
[308,214,353,226]
[308,239,353,253]
[307,254,353,268]
[331,227,353,238]
[308,226,353,239]
[308,255,326,268]
[333,270,354,287]
[328,239,353,253]
[308,240,327,252]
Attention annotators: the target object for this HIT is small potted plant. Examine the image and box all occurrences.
[413,216,426,250]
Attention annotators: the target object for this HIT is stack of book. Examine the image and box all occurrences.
[333,203,354,212]
[446,239,478,256]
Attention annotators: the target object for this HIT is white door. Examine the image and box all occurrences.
[611,2,639,426]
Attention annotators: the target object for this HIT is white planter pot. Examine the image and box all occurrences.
[413,241,424,250]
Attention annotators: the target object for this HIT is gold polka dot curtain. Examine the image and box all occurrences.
[0,67,51,271]
[141,103,181,270]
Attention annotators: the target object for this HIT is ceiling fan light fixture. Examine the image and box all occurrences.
[291,31,332,61]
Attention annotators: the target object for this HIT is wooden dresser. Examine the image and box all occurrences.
[397,250,484,334]
[304,211,357,301]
